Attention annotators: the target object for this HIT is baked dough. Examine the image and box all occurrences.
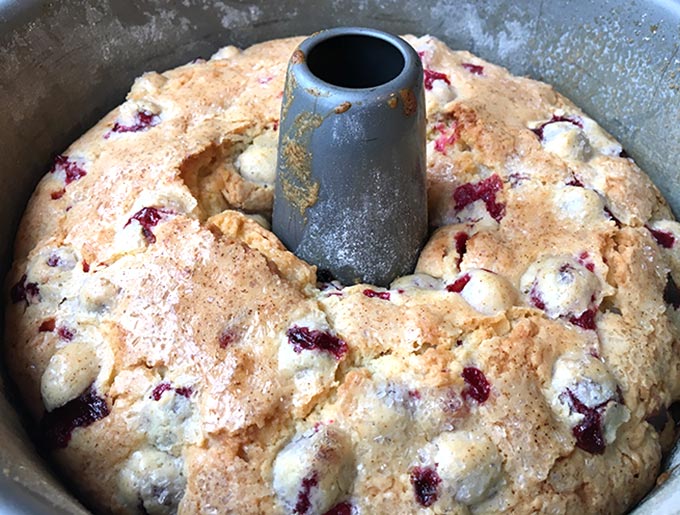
[5,34,680,514]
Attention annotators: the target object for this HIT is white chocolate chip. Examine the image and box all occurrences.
[541,122,592,161]
[79,276,119,312]
[273,425,354,514]
[553,186,606,227]
[117,448,185,515]
[235,131,278,186]
[390,273,443,291]
[210,45,241,60]
[420,432,503,507]
[40,341,100,411]
[459,269,516,315]
[520,255,600,319]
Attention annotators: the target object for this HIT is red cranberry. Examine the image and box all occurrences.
[47,254,61,267]
[150,382,173,401]
[423,69,451,90]
[454,231,469,267]
[323,502,352,515]
[462,62,484,75]
[446,273,471,293]
[219,328,237,349]
[577,251,595,272]
[41,386,110,449]
[568,308,597,331]
[363,289,391,301]
[566,175,584,187]
[174,386,193,398]
[51,189,66,200]
[125,207,168,244]
[563,390,611,454]
[453,174,505,222]
[531,114,583,141]
[108,110,160,136]
[49,155,87,185]
[294,472,319,514]
[462,366,491,404]
[664,274,680,309]
[10,274,40,305]
[647,226,676,249]
[286,326,348,360]
[434,122,460,154]
[529,284,546,310]
[410,466,441,507]
[57,326,75,341]
[39,318,56,332]
[82,260,90,273]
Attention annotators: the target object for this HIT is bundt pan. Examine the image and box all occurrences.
[1,0,679,513]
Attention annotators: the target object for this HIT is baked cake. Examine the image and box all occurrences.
[5,34,680,514]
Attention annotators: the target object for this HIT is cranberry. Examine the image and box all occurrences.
[39,318,56,332]
[462,62,484,75]
[445,273,471,293]
[568,308,597,331]
[423,69,451,90]
[529,284,546,310]
[150,382,173,401]
[531,114,583,141]
[664,274,680,309]
[286,326,348,360]
[125,207,168,244]
[410,466,441,507]
[462,367,491,404]
[577,251,595,272]
[51,189,66,200]
[219,328,237,349]
[47,254,61,267]
[175,386,193,398]
[453,174,505,222]
[454,232,469,267]
[49,155,87,185]
[408,389,422,400]
[41,386,110,449]
[82,260,90,273]
[323,502,352,515]
[10,274,40,305]
[108,110,160,135]
[647,226,675,249]
[363,289,391,301]
[563,390,612,454]
[566,175,584,187]
[434,122,460,155]
[57,326,75,341]
[294,472,319,514]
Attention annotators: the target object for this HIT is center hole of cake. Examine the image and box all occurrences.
[306,34,405,88]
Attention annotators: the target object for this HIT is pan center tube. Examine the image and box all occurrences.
[272,27,427,287]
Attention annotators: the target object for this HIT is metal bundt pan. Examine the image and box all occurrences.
[1,1,679,513]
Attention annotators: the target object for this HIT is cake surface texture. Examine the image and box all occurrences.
[5,34,680,514]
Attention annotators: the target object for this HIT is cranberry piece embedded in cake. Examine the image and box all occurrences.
[461,367,491,404]
[462,62,484,75]
[322,502,352,515]
[125,207,168,244]
[150,382,173,401]
[294,472,319,514]
[564,390,606,454]
[423,69,451,90]
[109,109,160,135]
[39,318,56,332]
[568,308,597,331]
[410,466,441,507]
[531,114,583,141]
[57,326,75,341]
[453,174,506,223]
[647,226,676,249]
[41,386,110,449]
[362,289,391,301]
[51,189,66,200]
[174,386,193,398]
[454,231,469,267]
[446,273,471,293]
[10,274,40,305]
[49,154,87,185]
[286,326,348,360]
[219,328,237,349]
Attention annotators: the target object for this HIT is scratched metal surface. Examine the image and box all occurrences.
[0,1,679,513]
